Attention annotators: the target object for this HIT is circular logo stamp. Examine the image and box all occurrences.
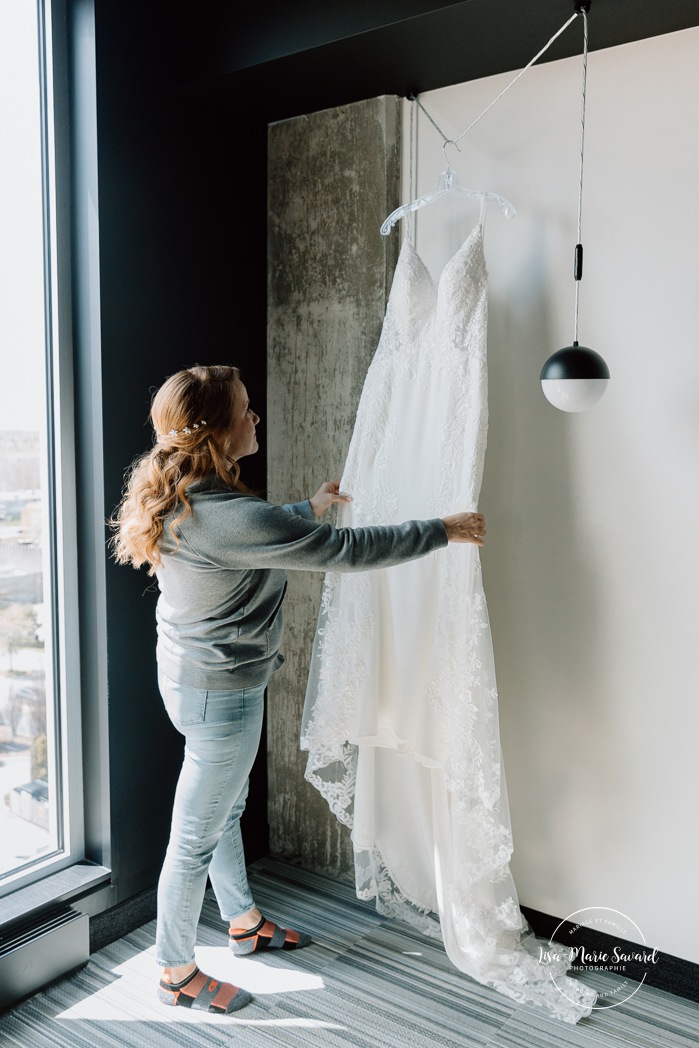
[541,906,660,1010]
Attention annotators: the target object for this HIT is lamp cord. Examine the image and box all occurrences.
[574,8,589,344]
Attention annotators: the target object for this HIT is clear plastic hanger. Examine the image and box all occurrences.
[380,140,516,236]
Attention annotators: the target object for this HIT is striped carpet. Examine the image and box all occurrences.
[0,857,696,1047]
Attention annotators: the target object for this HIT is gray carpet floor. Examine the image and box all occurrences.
[0,857,696,1047]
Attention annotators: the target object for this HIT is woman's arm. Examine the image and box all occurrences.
[179,490,484,574]
[307,481,486,545]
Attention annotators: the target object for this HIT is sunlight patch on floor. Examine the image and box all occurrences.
[55,944,338,1027]
[194,945,325,994]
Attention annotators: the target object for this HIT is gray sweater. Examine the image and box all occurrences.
[155,476,449,689]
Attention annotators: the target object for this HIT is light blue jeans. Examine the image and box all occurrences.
[155,669,266,967]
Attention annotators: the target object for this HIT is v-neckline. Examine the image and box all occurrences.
[398,221,484,293]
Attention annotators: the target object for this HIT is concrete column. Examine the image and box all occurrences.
[267,95,401,878]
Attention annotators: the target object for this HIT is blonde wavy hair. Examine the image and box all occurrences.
[110,364,248,574]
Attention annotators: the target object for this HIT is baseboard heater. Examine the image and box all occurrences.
[0,906,89,1013]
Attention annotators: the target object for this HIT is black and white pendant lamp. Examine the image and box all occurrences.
[540,1,610,412]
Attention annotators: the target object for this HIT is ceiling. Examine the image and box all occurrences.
[178,0,699,123]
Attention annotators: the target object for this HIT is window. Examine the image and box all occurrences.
[0,0,83,895]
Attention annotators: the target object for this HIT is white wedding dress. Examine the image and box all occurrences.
[301,206,597,1024]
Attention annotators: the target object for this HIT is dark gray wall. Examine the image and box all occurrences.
[181,0,699,123]
[71,0,269,906]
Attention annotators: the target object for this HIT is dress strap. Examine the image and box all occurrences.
[479,194,488,231]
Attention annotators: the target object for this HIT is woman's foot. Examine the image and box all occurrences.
[162,961,198,984]
[158,965,252,1013]
[229,914,312,955]
[229,906,264,932]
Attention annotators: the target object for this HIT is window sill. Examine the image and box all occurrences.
[1,862,112,931]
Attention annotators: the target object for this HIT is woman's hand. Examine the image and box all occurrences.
[441,512,486,545]
[309,481,352,518]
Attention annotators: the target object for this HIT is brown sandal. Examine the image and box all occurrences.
[158,966,252,1013]
[229,915,312,955]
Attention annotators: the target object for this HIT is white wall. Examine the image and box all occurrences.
[402,26,699,964]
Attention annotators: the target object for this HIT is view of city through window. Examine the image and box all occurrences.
[0,2,60,882]
[0,435,53,876]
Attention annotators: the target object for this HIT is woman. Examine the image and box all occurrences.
[111,364,485,1015]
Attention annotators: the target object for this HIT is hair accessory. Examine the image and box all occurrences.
[159,420,207,440]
